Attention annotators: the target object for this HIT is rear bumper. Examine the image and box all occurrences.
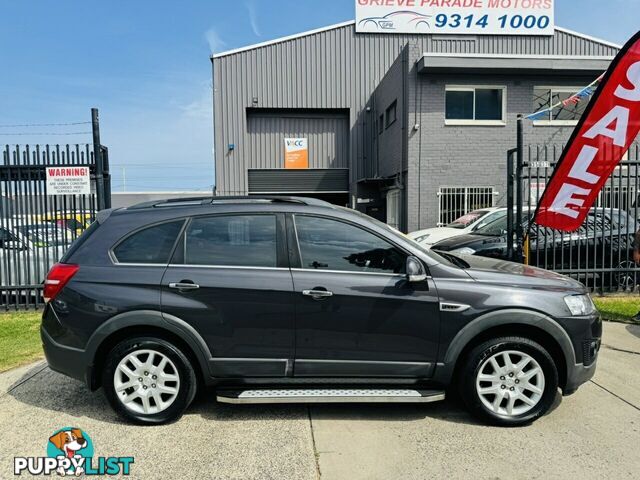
[41,325,93,388]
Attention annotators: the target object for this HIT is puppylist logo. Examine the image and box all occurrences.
[14,427,134,476]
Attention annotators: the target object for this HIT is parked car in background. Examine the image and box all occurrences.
[408,207,505,248]
[0,223,69,295]
[432,207,636,289]
[42,196,600,427]
[41,211,93,236]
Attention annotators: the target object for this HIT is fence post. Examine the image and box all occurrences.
[506,148,517,261]
[91,108,105,211]
[515,114,524,263]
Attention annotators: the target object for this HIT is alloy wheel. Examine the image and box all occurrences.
[475,350,545,417]
[113,349,181,415]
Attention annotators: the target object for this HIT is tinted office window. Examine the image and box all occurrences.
[113,221,183,264]
[475,89,503,120]
[294,216,405,274]
[445,90,474,120]
[185,215,276,267]
[446,88,503,121]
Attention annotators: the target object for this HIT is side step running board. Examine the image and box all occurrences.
[216,388,445,404]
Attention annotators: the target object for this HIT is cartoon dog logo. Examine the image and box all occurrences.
[48,428,87,476]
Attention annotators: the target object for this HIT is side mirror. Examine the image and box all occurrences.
[406,256,427,283]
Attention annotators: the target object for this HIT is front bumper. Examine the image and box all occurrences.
[559,312,602,395]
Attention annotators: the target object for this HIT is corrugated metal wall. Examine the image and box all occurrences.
[212,23,619,196]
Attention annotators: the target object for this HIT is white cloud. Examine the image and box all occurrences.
[245,1,261,37]
[205,27,226,54]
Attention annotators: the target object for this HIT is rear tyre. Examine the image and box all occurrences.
[459,336,558,426]
[103,337,197,425]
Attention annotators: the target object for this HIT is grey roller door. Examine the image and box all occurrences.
[246,110,349,170]
[248,169,349,194]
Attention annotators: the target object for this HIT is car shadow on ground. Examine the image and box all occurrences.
[7,366,563,428]
[626,323,640,340]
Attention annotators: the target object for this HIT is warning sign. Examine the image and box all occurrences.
[46,166,91,195]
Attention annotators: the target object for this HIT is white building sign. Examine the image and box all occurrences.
[355,0,554,35]
[46,166,91,195]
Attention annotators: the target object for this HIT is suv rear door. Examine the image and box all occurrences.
[161,213,295,377]
[288,213,440,377]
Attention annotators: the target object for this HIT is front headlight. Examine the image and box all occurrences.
[451,247,475,255]
[414,234,431,243]
[564,294,596,316]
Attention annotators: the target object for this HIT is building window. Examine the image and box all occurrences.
[378,114,384,134]
[386,189,401,230]
[385,100,397,128]
[445,86,506,125]
[532,87,590,126]
[437,186,496,226]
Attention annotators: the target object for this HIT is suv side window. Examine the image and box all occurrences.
[113,220,184,264]
[294,215,406,274]
[184,214,277,267]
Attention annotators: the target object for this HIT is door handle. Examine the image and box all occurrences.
[169,282,200,291]
[302,289,333,300]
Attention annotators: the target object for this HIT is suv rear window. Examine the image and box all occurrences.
[113,220,183,264]
[184,214,276,267]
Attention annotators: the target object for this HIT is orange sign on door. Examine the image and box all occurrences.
[284,138,308,169]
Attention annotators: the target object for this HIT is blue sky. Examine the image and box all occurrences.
[0,0,636,192]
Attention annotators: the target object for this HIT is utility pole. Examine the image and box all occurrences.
[91,108,105,211]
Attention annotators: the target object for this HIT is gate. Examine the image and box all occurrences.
[518,143,640,293]
[0,109,110,308]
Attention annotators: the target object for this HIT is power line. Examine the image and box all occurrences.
[0,131,92,136]
[0,121,91,128]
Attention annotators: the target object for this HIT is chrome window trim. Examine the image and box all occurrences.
[291,267,405,278]
[167,264,288,271]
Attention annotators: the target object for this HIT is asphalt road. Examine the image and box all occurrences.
[1,321,638,479]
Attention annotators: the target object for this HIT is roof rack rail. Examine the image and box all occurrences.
[127,195,332,210]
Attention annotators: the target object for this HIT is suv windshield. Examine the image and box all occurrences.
[446,210,490,229]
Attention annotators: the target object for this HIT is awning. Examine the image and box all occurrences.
[417,54,613,75]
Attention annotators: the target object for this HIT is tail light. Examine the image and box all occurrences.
[44,263,79,302]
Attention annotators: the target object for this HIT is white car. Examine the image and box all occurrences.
[408,207,506,248]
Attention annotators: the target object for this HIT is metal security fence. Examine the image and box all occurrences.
[437,186,497,226]
[0,110,111,308]
[523,143,640,293]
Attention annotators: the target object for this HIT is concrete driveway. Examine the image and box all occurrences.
[1,321,639,479]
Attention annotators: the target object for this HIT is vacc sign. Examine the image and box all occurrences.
[355,0,554,35]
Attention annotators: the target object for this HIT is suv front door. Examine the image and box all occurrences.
[161,213,295,377]
[289,214,440,378]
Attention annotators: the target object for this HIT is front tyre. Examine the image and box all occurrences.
[103,337,197,425]
[459,337,558,426]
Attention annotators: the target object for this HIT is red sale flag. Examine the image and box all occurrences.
[534,30,640,232]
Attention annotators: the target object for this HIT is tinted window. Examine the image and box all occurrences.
[113,221,183,264]
[185,215,276,267]
[445,91,473,120]
[295,216,405,274]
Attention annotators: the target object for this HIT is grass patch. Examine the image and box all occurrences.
[592,295,640,323]
[0,310,43,372]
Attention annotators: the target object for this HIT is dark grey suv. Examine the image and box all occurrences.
[41,196,601,426]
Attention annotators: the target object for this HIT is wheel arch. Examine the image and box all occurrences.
[435,309,575,391]
[84,310,212,390]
